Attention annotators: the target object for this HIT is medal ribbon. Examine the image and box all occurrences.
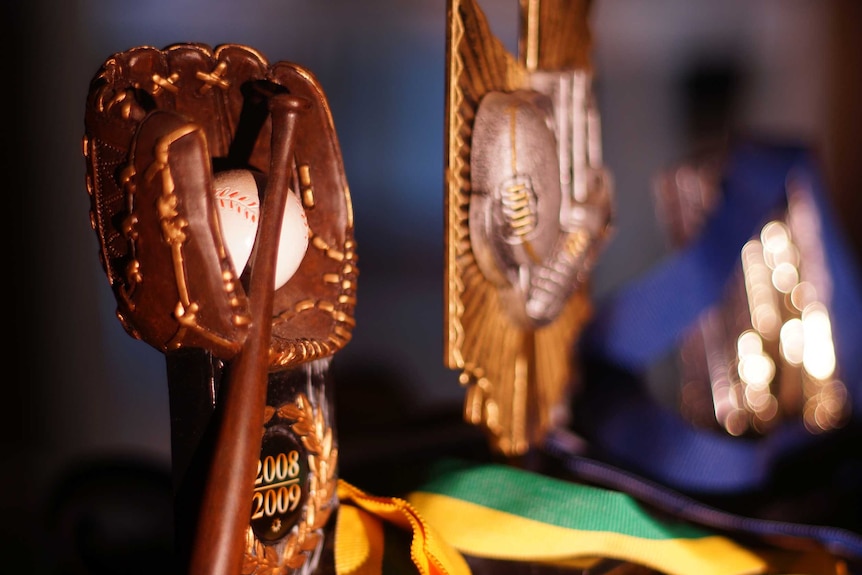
[335,459,842,575]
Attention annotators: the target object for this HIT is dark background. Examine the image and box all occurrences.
[5,0,861,571]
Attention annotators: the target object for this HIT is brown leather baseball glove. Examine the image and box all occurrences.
[83,43,357,366]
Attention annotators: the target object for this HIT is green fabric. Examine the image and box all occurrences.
[416,459,708,540]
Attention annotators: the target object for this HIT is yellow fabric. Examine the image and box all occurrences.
[407,490,766,575]
[336,479,472,575]
[335,476,845,575]
[335,503,385,575]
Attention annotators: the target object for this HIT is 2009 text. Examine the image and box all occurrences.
[251,451,302,519]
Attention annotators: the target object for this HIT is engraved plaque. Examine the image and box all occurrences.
[251,428,308,542]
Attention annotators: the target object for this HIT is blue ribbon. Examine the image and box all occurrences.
[544,430,862,563]
[546,140,862,564]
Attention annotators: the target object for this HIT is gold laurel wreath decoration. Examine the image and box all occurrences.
[242,390,338,574]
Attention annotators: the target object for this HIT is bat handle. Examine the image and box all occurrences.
[189,92,311,575]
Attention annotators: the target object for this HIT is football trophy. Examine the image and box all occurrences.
[444,0,614,457]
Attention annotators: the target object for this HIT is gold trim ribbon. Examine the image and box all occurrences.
[335,460,844,575]
[336,479,471,575]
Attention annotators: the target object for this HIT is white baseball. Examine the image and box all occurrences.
[213,169,309,290]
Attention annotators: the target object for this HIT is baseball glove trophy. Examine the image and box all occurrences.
[445,0,614,457]
[83,43,356,575]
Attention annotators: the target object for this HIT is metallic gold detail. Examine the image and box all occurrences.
[117,151,142,311]
[311,235,329,252]
[270,343,318,376]
[125,124,252,349]
[309,235,346,262]
[311,236,328,251]
[120,163,135,186]
[209,43,270,67]
[504,183,538,240]
[499,103,542,268]
[196,61,230,93]
[96,85,125,113]
[298,165,315,210]
[523,0,541,71]
[149,129,195,310]
[302,188,315,209]
[333,326,352,341]
[243,388,337,574]
[295,299,317,312]
[124,259,142,293]
[123,219,141,261]
[326,248,345,262]
[151,72,180,95]
[92,84,142,121]
[270,216,357,368]
[517,0,593,71]
[331,311,351,324]
[174,301,199,326]
[563,227,589,255]
[299,164,312,187]
[508,106,519,172]
[278,299,356,328]
[120,98,135,120]
[233,310,252,327]
[446,0,594,456]
[343,186,355,229]
[115,309,141,341]
[123,217,140,242]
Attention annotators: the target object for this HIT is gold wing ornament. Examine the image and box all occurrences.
[445,0,614,456]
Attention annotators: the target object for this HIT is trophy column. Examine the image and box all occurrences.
[83,43,356,575]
